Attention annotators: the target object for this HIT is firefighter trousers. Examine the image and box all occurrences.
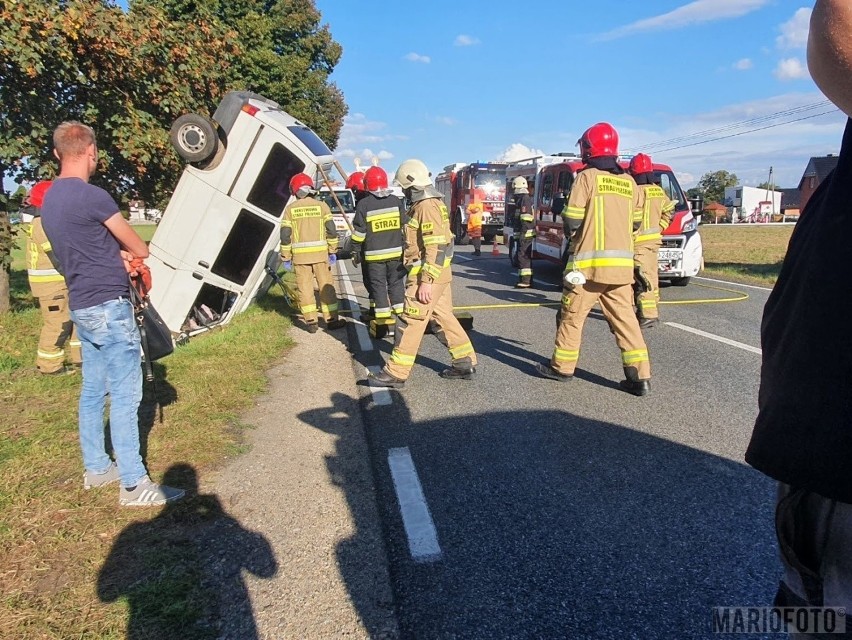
[294,261,340,324]
[366,259,405,319]
[360,246,375,313]
[634,242,660,320]
[385,279,477,381]
[517,237,533,283]
[35,286,82,373]
[551,281,651,380]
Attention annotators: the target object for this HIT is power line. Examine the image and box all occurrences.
[639,108,840,153]
[622,100,838,154]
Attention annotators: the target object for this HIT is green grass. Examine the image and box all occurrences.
[0,224,296,638]
[699,224,795,285]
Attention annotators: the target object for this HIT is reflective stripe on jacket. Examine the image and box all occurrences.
[27,217,65,290]
[561,168,645,285]
[403,197,454,284]
[280,196,338,264]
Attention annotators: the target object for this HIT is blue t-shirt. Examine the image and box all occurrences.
[40,178,129,311]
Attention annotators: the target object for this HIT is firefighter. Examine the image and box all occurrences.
[467,201,483,256]
[536,122,651,396]
[367,159,477,388]
[513,177,535,288]
[628,153,675,329]
[350,166,406,332]
[23,180,82,375]
[346,170,375,317]
[280,173,346,333]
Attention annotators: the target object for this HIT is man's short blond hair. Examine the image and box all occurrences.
[53,121,96,159]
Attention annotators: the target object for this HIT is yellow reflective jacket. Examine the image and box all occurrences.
[561,168,645,285]
[280,196,338,265]
[404,197,454,284]
[26,215,66,295]
[634,184,675,247]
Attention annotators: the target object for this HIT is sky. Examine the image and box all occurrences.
[316,0,847,190]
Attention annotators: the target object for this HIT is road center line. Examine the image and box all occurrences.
[665,322,762,355]
[387,447,442,563]
[337,260,374,353]
[694,275,773,292]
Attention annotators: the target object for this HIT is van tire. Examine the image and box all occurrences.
[671,276,690,287]
[170,113,218,163]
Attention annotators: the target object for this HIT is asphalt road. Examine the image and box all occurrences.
[337,243,780,640]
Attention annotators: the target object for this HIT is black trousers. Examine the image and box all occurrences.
[366,259,406,317]
[518,237,533,281]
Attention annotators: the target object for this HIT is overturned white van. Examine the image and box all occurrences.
[147,91,335,336]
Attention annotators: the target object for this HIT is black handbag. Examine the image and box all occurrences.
[128,276,174,381]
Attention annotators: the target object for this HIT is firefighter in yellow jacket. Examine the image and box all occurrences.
[368,159,477,388]
[280,173,346,333]
[23,180,82,375]
[628,153,675,329]
[536,123,652,396]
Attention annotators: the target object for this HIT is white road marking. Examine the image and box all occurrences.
[694,275,773,292]
[666,322,762,355]
[336,261,374,353]
[387,447,442,563]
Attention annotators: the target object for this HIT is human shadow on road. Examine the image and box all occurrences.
[304,391,779,639]
[297,392,401,639]
[97,464,277,640]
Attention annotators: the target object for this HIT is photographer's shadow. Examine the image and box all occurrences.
[97,463,277,639]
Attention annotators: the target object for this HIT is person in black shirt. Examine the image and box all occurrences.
[745,0,852,612]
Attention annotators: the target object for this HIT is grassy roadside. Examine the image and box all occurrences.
[1,224,295,638]
[698,224,795,286]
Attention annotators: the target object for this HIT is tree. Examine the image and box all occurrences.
[756,181,777,191]
[696,170,738,206]
[148,0,347,148]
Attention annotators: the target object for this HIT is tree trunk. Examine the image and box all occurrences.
[0,211,10,314]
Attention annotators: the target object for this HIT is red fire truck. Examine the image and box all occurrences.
[503,154,702,285]
[435,162,507,243]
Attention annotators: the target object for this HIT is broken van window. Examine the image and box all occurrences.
[211,209,275,285]
[247,143,305,216]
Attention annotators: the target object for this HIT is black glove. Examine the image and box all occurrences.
[351,250,361,266]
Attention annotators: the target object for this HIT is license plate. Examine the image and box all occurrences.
[658,249,681,262]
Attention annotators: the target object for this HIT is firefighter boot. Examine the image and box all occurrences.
[367,368,405,389]
[326,318,346,330]
[639,317,659,330]
[439,366,476,380]
[619,366,650,396]
[535,362,573,382]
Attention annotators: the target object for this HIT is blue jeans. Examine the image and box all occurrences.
[70,298,146,488]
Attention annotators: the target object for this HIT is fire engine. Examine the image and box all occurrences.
[502,154,702,286]
[435,162,507,243]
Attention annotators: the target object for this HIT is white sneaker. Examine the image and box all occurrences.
[119,475,185,507]
[83,462,119,490]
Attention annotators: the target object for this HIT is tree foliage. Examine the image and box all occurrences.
[696,170,739,206]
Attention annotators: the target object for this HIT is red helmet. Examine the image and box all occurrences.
[578,122,619,159]
[345,171,365,191]
[289,173,314,195]
[363,166,388,191]
[629,153,653,175]
[29,180,53,207]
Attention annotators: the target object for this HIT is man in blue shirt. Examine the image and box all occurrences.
[41,121,183,507]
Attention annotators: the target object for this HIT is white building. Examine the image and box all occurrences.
[724,185,782,223]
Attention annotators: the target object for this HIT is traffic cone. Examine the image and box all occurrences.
[491,236,500,256]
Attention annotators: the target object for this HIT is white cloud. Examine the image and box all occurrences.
[774,57,808,81]
[334,114,401,166]
[597,0,770,41]
[777,8,811,49]
[377,150,394,160]
[733,58,753,71]
[492,143,545,163]
[404,52,431,64]
[454,34,480,46]
[618,92,844,189]
[433,116,458,126]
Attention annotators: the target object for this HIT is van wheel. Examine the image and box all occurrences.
[671,277,690,287]
[170,113,218,163]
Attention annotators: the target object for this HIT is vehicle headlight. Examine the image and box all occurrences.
[682,217,698,233]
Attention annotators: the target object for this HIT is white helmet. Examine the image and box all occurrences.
[394,159,432,189]
[512,176,528,193]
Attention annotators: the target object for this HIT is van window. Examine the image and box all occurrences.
[557,170,574,195]
[211,209,276,285]
[658,171,687,209]
[541,173,553,206]
[288,126,333,157]
[247,143,305,217]
[318,190,355,214]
